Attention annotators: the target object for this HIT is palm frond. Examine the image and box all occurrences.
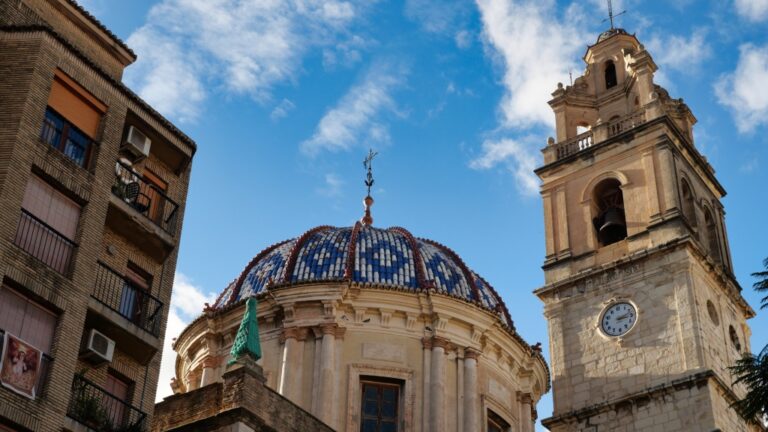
[729,345,768,423]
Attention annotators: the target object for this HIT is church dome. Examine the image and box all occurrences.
[211,223,514,328]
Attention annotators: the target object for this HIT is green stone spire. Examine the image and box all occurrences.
[228,297,261,365]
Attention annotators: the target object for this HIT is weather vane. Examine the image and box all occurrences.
[363,149,378,197]
[360,149,378,226]
[603,0,626,30]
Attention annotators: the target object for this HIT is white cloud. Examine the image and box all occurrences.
[317,173,344,197]
[156,273,216,401]
[646,29,711,72]
[470,137,539,195]
[322,35,367,70]
[475,0,589,128]
[454,30,472,49]
[470,0,590,196]
[125,0,365,122]
[270,98,296,121]
[301,61,406,155]
[735,0,768,22]
[404,0,466,34]
[715,43,768,133]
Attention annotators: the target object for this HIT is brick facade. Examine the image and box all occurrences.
[0,1,195,431]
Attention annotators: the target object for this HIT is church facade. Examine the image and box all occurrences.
[153,27,764,432]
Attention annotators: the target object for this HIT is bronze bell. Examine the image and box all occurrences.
[598,207,627,245]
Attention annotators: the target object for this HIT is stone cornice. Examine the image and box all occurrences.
[541,370,765,429]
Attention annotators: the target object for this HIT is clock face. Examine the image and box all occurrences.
[600,302,637,337]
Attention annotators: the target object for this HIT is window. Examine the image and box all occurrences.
[604,60,617,89]
[487,410,510,432]
[360,379,401,432]
[119,263,152,326]
[592,178,627,247]
[14,175,80,274]
[142,169,168,225]
[729,325,741,352]
[104,372,131,426]
[43,71,106,168]
[0,285,56,398]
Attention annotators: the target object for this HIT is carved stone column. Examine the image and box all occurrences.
[280,327,308,404]
[317,323,337,425]
[200,355,220,387]
[429,337,449,432]
[421,337,432,432]
[519,393,533,432]
[657,142,678,216]
[463,348,480,432]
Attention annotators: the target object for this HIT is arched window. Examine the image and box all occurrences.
[680,179,697,229]
[605,60,617,89]
[592,179,627,246]
[703,208,722,263]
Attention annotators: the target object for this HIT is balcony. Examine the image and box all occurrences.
[549,111,648,162]
[14,209,77,275]
[93,263,163,337]
[67,375,146,432]
[112,161,179,234]
[41,108,94,169]
[106,161,179,261]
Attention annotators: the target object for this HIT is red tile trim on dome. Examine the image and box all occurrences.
[420,238,482,304]
[230,239,293,305]
[344,222,363,280]
[282,225,334,284]
[388,226,427,288]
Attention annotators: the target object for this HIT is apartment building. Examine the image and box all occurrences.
[0,1,195,431]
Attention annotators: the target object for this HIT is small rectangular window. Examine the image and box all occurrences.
[487,410,510,432]
[360,379,401,432]
[15,175,80,274]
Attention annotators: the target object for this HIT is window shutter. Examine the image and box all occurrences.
[47,71,106,139]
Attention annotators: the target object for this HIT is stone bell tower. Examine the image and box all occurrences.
[534,28,762,431]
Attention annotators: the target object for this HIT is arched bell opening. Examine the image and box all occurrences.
[703,207,722,264]
[604,60,618,89]
[592,178,627,247]
[680,178,697,232]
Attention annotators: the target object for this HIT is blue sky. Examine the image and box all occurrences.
[82,0,768,427]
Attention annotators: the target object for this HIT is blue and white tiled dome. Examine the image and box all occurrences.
[212,223,514,328]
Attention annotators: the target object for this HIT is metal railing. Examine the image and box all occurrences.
[68,374,147,432]
[0,328,53,398]
[93,263,163,337]
[40,108,93,168]
[14,209,77,275]
[112,161,179,234]
[555,130,594,160]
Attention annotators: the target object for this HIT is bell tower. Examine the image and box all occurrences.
[535,28,761,431]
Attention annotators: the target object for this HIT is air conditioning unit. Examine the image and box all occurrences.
[81,329,115,364]
[122,126,151,161]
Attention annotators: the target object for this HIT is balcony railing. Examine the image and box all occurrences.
[14,209,77,275]
[555,130,594,160]
[552,111,648,161]
[607,110,646,138]
[68,375,147,432]
[112,161,179,234]
[93,263,163,337]
[41,108,93,168]
[0,328,53,398]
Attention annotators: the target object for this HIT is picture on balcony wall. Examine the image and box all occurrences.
[0,332,42,399]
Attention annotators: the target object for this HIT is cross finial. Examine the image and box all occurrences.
[603,0,626,30]
[360,149,378,226]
